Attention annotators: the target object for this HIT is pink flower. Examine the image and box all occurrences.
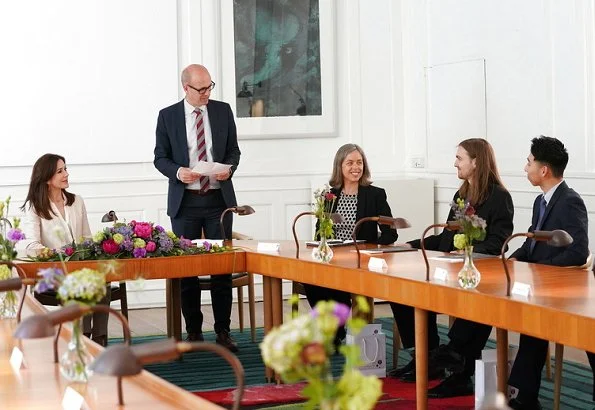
[64,247,74,256]
[102,239,120,255]
[146,241,157,252]
[325,192,336,201]
[133,222,153,239]
[465,205,476,216]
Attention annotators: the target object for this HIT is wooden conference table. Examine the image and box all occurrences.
[16,241,595,410]
[0,293,223,409]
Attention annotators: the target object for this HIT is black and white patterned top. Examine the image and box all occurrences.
[335,192,358,240]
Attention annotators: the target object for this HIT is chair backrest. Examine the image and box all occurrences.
[566,252,593,270]
[199,230,252,240]
[232,231,252,240]
[581,252,593,271]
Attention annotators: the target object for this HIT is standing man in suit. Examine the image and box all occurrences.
[154,64,241,352]
[505,136,589,409]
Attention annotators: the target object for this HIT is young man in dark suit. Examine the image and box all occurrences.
[154,64,241,352]
[505,136,589,409]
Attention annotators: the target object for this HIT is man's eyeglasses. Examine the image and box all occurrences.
[187,81,215,95]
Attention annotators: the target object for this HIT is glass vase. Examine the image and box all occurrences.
[312,236,334,263]
[0,290,18,319]
[60,318,94,383]
[458,245,481,289]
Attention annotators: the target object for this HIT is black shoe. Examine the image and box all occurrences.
[216,330,238,353]
[399,364,446,383]
[428,373,473,398]
[508,398,542,410]
[431,344,465,373]
[387,358,415,378]
[186,332,204,342]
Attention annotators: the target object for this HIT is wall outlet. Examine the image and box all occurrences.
[411,157,425,168]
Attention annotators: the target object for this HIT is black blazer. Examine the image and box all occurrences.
[409,184,514,255]
[316,185,398,245]
[510,181,589,266]
[154,99,241,218]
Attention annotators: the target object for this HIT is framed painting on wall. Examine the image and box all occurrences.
[220,0,336,139]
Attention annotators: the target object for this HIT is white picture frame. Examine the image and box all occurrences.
[220,0,337,139]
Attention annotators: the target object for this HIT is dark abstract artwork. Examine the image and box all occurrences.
[233,0,322,118]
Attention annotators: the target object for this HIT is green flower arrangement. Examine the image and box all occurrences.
[260,296,382,410]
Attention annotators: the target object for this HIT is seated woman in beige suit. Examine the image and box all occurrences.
[20,153,110,346]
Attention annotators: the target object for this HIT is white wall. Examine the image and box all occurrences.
[1,0,594,308]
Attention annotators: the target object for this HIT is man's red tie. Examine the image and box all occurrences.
[194,109,209,192]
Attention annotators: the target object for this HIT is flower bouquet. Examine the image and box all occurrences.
[30,220,230,262]
[0,196,26,318]
[451,198,487,289]
[35,264,110,382]
[312,185,338,263]
[260,296,382,410]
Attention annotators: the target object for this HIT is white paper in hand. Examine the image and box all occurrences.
[192,161,232,176]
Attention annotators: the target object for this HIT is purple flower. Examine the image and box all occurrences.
[133,247,147,258]
[35,281,52,293]
[333,303,351,326]
[158,236,173,252]
[154,225,165,233]
[38,267,64,281]
[202,241,212,251]
[179,237,193,250]
[35,268,65,293]
[121,238,134,252]
[7,228,25,242]
[114,225,133,236]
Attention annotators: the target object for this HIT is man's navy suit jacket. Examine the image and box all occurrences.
[154,99,241,218]
[510,181,589,266]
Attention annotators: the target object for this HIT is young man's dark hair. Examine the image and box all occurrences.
[530,135,569,178]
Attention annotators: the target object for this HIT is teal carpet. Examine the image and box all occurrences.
[110,317,594,409]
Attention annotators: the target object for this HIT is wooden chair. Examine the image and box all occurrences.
[197,231,256,342]
[549,252,593,410]
[34,282,129,319]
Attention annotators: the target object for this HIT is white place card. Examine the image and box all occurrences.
[62,386,85,410]
[433,267,449,282]
[511,282,532,297]
[9,346,25,371]
[368,257,388,271]
[257,242,280,252]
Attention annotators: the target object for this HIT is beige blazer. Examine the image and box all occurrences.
[20,194,92,256]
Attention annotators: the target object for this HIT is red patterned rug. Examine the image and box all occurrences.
[194,377,474,409]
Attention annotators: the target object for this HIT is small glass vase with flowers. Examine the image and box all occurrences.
[35,263,111,383]
[312,186,338,263]
[451,198,487,289]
